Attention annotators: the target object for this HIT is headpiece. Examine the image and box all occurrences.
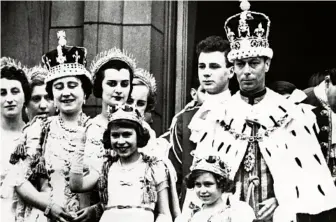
[90,47,137,82]
[224,0,273,62]
[190,152,231,179]
[134,68,157,95]
[107,104,144,127]
[26,64,49,83]
[0,57,27,73]
[41,30,91,83]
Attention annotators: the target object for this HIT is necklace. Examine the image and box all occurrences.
[58,112,84,133]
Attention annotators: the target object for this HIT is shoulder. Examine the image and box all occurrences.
[228,199,256,221]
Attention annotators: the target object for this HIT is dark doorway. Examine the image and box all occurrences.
[192,1,336,90]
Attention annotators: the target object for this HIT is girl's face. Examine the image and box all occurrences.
[194,172,222,206]
[52,76,84,115]
[1,78,25,118]
[102,68,131,107]
[110,126,138,159]
[126,84,149,117]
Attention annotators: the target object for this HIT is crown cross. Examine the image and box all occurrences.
[73,51,80,63]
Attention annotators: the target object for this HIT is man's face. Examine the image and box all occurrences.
[234,57,271,94]
[326,77,336,112]
[198,51,232,95]
[27,84,55,119]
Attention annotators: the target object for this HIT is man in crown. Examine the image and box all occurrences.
[191,1,336,221]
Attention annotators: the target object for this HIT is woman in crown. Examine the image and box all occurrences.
[69,105,172,222]
[0,57,31,221]
[177,152,255,222]
[10,31,93,222]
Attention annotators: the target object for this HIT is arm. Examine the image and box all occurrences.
[15,180,74,222]
[155,187,172,222]
[70,170,100,193]
[168,115,183,196]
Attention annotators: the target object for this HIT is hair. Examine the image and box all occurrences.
[329,68,336,85]
[103,119,150,149]
[308,68,336,87]
[1,66,31,105]
[268,81,297,95]
[196,35,232,68]
[46,75,92,100]
[93,60,134,98]
[184,170,234,193]
[132,78,156,112]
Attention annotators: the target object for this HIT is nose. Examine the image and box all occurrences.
[114,85,122,95]
[242,64,251,76]
[61,87,71,97]
[6,94,14,104]
[39,98,48,110]
[199,185,207,194]
[117,136,126,145]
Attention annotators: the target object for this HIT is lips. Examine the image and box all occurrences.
[113,96,123,101]
[61,99,75,103]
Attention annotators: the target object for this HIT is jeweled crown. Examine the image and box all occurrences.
[107,104,144,126]
[90,47,137,82]
[26,64,49,83]
[190,152,231,179]
[42,30,91,83]
[224,0,273,62]
[134,68,157,95]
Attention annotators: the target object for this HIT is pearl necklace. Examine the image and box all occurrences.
[58,113,84,133]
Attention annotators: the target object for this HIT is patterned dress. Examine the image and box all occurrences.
[98,154,169,222]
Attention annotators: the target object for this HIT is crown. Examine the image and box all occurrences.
[134,68,157,95]
[190,152,231,179]
[90,47,137,82]
[41,30,91,83]
[0,57,28,73]
[224,0,273,62]
[107,104,144,126]
[26,64,49,83]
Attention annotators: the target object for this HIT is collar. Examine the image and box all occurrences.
[204,89,231,103]
[240,88,267,105]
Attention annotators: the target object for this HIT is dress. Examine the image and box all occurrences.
[12,114,91,221]
[190,88,336,222]
[178,194,255,222]
[0,129,27,222]
[99,154,169,222]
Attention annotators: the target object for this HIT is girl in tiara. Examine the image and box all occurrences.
[70,105,172,222]
[178,153,255,222]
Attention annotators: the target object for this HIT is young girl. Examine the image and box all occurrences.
[70,105,172,222]
[180,153,255,222]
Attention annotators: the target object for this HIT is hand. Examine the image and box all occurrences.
[72,206,96,222]
[257,197,278,221]
[72,125,89,146]
[50,204,74,222]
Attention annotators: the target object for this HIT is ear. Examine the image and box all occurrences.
[264,58,271,73]
[190,88,197,100]
[228,66,234,79]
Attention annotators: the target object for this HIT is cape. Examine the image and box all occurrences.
[190,88,336,215]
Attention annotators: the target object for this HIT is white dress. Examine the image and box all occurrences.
[99,154,169,222]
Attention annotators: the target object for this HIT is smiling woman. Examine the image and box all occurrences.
[0,58,30,222]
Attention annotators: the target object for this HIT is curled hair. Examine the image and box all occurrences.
[184,170,234,193]
[1,66,31,105]
[103,119,150,150]
[196,35,232,68]
[132,78,156,112]
[46,75,92,100]
[93,60,134,98]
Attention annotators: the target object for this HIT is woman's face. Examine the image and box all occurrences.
[194,172,222,206]
[1,78,25,119]
[52,76,84,115]
[110,126,138,159]
[126,84,149,117]
[102,68,131,107]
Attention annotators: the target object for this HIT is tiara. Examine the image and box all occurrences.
[26,64,49,83]
[90,47,137,82]
[190,153,231,178]
[134,68,157,94]
[107,104,144,126]
[0,57,27,73]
